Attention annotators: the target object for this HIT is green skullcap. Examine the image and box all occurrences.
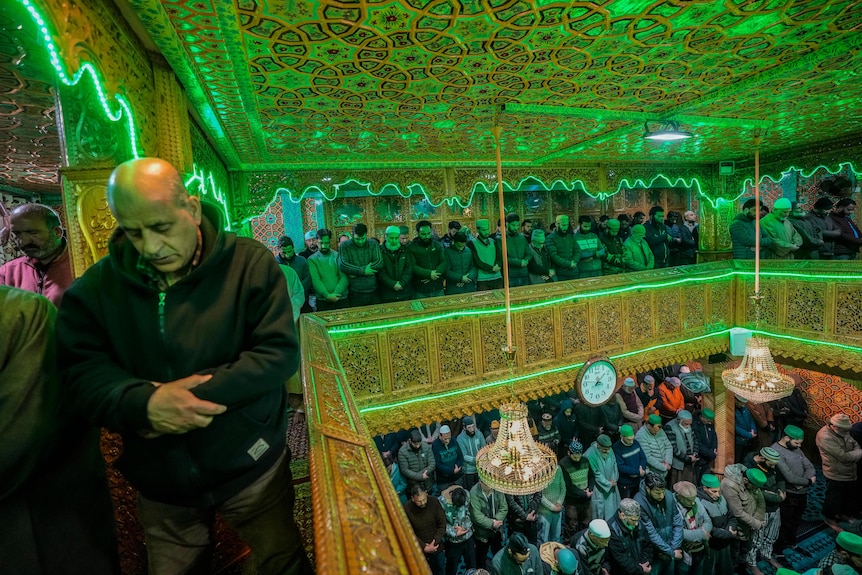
[620,425,635,437]
[597,434,612,447]
[606,219,620,230]
[701,408,715,421]
[701,474,720,488]
[746,467,767,487]
[837,531,862,556]
[784,425,804,440]
[648,414,662,425]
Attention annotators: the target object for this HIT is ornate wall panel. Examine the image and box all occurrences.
[522,308,556,365]
[249,193,286,253]
[594,298,624,349]
[626,292,654,344]
[335,335,383,396]
[560,303,590,356]
[388,328,430,392]
[61,168,115,278]
[708,281,733,328]
[683,284,706,331]
[437,319,477,382]
[480,315,509,374]
[835,285,862,338]
[657,288,682,335]
[786,282,826,333]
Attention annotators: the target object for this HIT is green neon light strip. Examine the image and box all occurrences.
[328,269,862,335]
[737,162,862,198]
[358,330,731,414]
[751,329,862,354]
[185,164,231,230]
[18,0,140,159]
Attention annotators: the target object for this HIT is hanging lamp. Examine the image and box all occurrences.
[722,134,794,403]
[474,120,557,495]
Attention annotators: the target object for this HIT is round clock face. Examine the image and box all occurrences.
[578,359,618,407]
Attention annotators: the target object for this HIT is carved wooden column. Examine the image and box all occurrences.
[701,359,735,476]
[60,168,116,278]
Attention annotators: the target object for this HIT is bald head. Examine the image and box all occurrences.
[107,158,202,281]
[107,158,190,212]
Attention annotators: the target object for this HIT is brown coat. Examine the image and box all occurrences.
[747,401,775,450]
[816,425,862,482]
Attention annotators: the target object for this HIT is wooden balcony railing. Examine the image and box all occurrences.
[300,260,862,574]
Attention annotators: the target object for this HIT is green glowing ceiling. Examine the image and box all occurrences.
[86,1,862,170]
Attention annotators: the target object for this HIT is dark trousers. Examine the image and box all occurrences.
[823,478,857,520]
[619,480,640,500]
[425,550,445,575]
[348,291,380,307]
[445,538,475,575]
[776,492,807,548]
[315,298,348,312]
[475,531,503,570]
[476,278,503,291]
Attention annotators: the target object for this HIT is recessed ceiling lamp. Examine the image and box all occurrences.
[643,120,692,142]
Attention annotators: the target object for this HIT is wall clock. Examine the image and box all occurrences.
[576,357,618,407]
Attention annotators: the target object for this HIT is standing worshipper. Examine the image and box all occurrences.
[570,519,611,575]
[574,215,605,278]
[440,485,475,575]
[673,481,712,575]
[635,473,683,575]
[623,224,655,271]
[490,532,542,575]
[692,409,718,484]
[400,428,437,492]
[433,425,464,491]
[614,424,647,500]
[636,414,673,480]
[735,396,758,463]
[600,218,626,275]
[547,214,582,282]
[55,158,311,574]
[506,490,542,546]
[697,474,738,574]
[772,425,816,556]
[760,198,803,259]
[537,466,566,545]
[379,225,415,302]
[469,219,504,291]
[816,413,862,529]
[0,287,119,574]
[643,206,672,268]
[574,398,603,449]
[616,377,645,433]
[664,410,699,484]
[560,440,595,542]
[721,465,766,575]
[457,416,486,491]
[309,228,349,311]
[829,198,862,260]
[637,375,662,422]
[742,447,786,571]
[503,213,531,287]
[405,484,447,575]
[607,498,655,575]
[584,435,621,522]
[0,203,73,306]
[408,220,448,298]
[527,228,557,284]
[470,479,508,569]
[554,400,578,460]
[444,231,477,295]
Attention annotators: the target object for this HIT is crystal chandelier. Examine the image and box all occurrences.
[475,402,558,495]
[722,337,795,403]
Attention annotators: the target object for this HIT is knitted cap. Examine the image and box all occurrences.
[760,447,781,463]
[673,481,697,498]
[597,434,612,448]
[619,498,640,517]
[831,413,853,430]
[569,440,583,454]
[784,425,804,440]
[644,375,655,384]
[648,414,663,425]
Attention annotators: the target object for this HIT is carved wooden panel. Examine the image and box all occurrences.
[595,298,624,348]
[835,285,862,337]
[62,170,116,278]
[709,281,733,328]
[657,288,682,334]
[437,319,477,382]
[560,303,590,356]
[335,336,382,396]
[480,315,509,374]
[388,328,429,392]
[786,282,826,333]
[522,308,556,364]
[683,284,706,330]
[627,292,654,343]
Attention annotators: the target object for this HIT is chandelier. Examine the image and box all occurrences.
[721,135,795,404]
[475,402,558,495]
[722,337,795,403]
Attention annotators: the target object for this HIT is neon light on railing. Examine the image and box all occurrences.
[358,330,732,414]
[185,164,231,230]
[329,268,862,335]
[18,0,140,159]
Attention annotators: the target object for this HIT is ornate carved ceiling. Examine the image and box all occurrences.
[127,0,862,170]
[0,3,62,194]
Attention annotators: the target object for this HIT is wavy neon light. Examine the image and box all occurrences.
[737,161,862,198]
[185,164,231,230]
[18,0,140,159]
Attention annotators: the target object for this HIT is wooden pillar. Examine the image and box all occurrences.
[701,359,734,476]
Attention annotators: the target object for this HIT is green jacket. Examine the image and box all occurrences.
[308,249,349,300]
[469,483,508,542]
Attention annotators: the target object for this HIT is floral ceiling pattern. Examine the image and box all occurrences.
[130,0,862,170]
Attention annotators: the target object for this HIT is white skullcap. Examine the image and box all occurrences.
[589,519,611,538]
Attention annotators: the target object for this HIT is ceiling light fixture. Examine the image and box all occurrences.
[643,120,693,142]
